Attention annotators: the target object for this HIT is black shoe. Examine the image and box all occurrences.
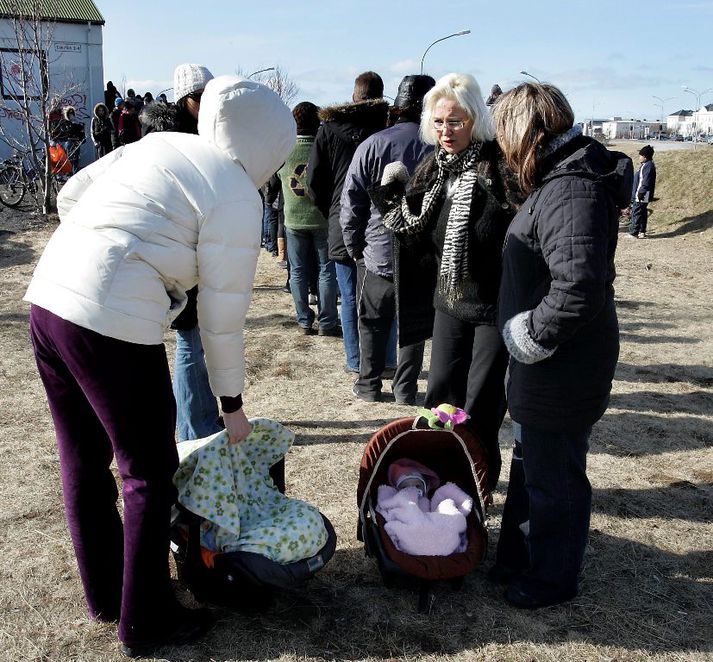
[487,563,522,585]
[504,581,577,609]
[318,325,342,337]
[120,607,214,658]
[281,285,291,293]
[299,325,316,335]
[394,393,416,406]
[352,384,381,402]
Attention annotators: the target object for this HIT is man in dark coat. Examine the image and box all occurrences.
[627,144,656,239]
[307,71,389,374]
[340,74,435,403]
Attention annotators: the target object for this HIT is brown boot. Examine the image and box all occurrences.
[277,237,287,262]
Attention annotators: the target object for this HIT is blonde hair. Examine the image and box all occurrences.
[420,73,494,145]
[492,83,574,194]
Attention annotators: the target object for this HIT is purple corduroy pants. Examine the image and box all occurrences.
[29,305,183,643]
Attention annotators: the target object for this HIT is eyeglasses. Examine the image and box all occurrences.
[433,118,467,131]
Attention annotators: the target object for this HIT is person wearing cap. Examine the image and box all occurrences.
[24,76,296,656]
[141,64,222,442]
[369,73,523,484]
[340,75,436,403]
[277,102,339,335]
[628,144,656,239]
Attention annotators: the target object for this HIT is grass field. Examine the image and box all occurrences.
[0,145,711,661]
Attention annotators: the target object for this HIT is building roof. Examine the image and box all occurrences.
[668,109,693,117]
[704,104,713,112]
[0,0,104,25]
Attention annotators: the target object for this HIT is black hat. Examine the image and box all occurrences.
[393,75,436,110]
[639,145,654,159]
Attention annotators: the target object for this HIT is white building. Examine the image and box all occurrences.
[692,104,713,137]
[667,109,694,136]
[601,118,663,140]
[0,0,105,166]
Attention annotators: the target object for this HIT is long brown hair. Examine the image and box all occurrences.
[492,83,574,194]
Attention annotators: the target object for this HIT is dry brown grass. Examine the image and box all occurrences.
[1,152,712,661]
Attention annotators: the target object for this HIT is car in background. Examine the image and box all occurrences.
[675,135,684,141]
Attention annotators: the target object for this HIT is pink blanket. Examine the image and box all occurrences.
[376,482,473,556]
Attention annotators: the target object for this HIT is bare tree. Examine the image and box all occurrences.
[236,65,299,106]
[0,0,80,213]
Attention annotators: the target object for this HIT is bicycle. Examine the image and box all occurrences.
[0,141,81,208]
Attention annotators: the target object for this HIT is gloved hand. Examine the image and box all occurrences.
[381,161,409,186]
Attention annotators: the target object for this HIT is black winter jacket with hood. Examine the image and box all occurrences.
[498,134,633,431]
[307,99,388,262]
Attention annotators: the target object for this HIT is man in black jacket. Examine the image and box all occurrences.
[307,72,389,374]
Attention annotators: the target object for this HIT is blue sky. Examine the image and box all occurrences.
[100,0,713,122]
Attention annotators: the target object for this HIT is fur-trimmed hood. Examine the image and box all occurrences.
[93,102,109,118]
[318,98,389,123]
[140,101,182,133]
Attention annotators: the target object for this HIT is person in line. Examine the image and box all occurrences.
[486,84,502,107]
[91,102,113,158]
[627,144,656,239]
[340,74,436,403]
[24,76,296,656]
[118,100,141,145]
[491,83,632,608]
[110,97,124,150]
[54,106,85,172]
[279,102,339,335]
[370,73,521,487]
[307,72,390,372]
[104,80,119,110]
[141,63,221,442]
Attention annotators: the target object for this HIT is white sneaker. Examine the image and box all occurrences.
[638,232,647,239]
[625,233,638,240]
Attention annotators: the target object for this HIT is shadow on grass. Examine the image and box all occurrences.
[651,210,713,238]
[0,235,36,269]
[159,530,711,661]
[615,362,713,388]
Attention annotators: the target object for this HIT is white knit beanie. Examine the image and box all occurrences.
[173,63,214,102]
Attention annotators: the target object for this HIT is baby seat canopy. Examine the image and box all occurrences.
[357,416,490,580]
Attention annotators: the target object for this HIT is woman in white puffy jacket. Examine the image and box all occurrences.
[24,77,295,656]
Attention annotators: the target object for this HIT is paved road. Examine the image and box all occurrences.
[610,139,710,152]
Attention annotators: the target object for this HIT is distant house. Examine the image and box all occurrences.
[692,104,713,137]
[666,109,694,136]
[0,0,105,166]
[601,117,662,140]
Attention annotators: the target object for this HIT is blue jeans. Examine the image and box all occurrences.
[497,422,592,597]
[336,260,396,372]
[173,326,222,441]
[285,228,338,330]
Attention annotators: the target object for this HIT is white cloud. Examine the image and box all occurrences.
[389,59,418,74]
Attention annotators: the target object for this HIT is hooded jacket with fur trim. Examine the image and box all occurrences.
[25,76,296,399]
[306,99,388,261]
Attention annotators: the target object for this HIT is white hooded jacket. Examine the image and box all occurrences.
[24,76,296,398]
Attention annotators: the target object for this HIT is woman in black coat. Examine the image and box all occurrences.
[491,83,633,608]
[370,73,522,489]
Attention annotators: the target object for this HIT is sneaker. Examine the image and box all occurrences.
[318,325,342,337]
[308,293,318,305]
[624,233,638,240]
[352,383,381,402]
[281,284,291,293]
[504,579,577,610]
[120,607,214,658]
[638,232,647,239]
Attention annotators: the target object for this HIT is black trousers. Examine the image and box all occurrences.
[629,201,648,235]
[356,261,424,401]
[425,309,508,488]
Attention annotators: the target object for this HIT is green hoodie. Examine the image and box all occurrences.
[278,136,327,231]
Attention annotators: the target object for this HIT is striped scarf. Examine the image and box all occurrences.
[382,140,482,303]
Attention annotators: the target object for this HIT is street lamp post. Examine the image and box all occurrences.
[652,95,675,138]
[682,85,713,148]
[419,30,470,75]
[248,67,275,79]
[520,70,542,83]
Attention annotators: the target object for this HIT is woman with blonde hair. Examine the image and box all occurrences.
[370,72,521,488]
[491,83,632,608]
